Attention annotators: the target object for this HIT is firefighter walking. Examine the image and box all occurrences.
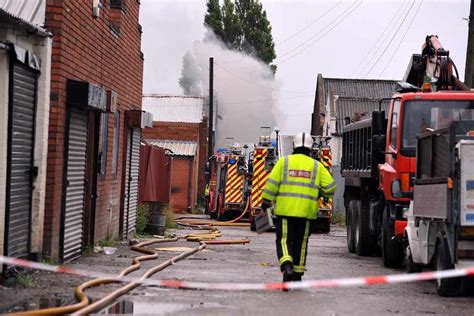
[262,132,336,283]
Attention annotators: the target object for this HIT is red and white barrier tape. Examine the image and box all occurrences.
[1,255,474,291]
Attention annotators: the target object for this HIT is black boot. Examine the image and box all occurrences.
[281,261,294,283]
[292,273,302,282]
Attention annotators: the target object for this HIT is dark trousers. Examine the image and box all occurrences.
[274,216,311,275]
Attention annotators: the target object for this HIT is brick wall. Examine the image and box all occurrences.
[43,0,143,259]
[143,120,208,198]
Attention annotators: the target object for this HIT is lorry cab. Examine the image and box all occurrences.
[379,92,474,233]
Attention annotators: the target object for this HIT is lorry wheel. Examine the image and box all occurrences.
[382,205,403,268]
[347,201,356,253]
[404,244,422,273]
[435,238,462,297]
[354,200,372,256]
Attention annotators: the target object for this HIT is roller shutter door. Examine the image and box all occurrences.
[123,128,140,238]
[62,107,89,262]
[5,63,37,258]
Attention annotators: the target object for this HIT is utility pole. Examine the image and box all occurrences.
[208,57,214,159]
[466,0,474,88]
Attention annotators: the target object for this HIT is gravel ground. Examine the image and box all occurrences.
[1,219,473,315]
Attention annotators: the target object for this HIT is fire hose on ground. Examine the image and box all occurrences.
[175,197,251,228]
[10,226,250,315]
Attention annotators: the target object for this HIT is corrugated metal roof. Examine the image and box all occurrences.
[142,95,205,123]
[0,0,47,35]
[335,97,390,134]
[144,139,197,156]
[323,78,398,101]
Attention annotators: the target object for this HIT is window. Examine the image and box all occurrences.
[402,100,474,152]
[112,111,120,174]
[100,113,109,174]
[390,100,401,149]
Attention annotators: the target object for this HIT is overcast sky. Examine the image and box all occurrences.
[140,0,470,135]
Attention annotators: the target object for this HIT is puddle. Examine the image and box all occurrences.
[3,297,225,314]
[99,300,230,314]
[99,300,190,315]
[1,296,75,313]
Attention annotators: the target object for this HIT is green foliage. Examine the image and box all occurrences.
[165,205,178,229]
[221,0,241,48]
[204,0,276,72]
[204,0,224,39]
[136,203,150,234]
[16,271,34,288]
[332,212,346,226]
[42,257,59,265]
[97,235,115,247]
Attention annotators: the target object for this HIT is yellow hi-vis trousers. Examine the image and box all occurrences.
[275,216,311,275]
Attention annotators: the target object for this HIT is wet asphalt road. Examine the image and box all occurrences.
[110,223,474,316]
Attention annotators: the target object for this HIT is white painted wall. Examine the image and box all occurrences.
[0,49,10,260]
[1,28,51,259]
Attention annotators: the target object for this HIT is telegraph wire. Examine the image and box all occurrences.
[223,0,363,71]
[276,0,344,46]
[377,0,425,79]
[362,0,416,78]
[349,0,408,78]
[359,0,414,78]
[214,62,314,94]
[275,0,363,63]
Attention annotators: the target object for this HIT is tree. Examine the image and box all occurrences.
[204,0,224,40]
[204,0,276,72]
[221,0,241,49]
[179,52,202,96]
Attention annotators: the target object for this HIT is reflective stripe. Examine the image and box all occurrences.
[293,265,305,273]
[263,189,277,197]
[279,256,293,266]
[267,178,279,186]
[323,181,336,191]
[283,157,289,181]
[280,219,291,263]
[298,220,311,269]
[278,192,319,202]
[311,160,318,186]
[281,180,319,189]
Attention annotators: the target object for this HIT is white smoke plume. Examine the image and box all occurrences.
[183,30,281,148]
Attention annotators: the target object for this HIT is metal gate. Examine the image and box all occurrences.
[123,128,141,238]
[62,107,89,261]
[5,62,38,258]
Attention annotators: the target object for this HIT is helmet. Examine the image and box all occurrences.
[293,132,313,150]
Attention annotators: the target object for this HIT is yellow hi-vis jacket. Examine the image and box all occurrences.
[262,154,336,219]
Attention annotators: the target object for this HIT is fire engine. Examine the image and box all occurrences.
[207,143,248,221]
[249,127,278,231]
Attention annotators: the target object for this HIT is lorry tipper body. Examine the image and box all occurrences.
[341,35,471,268]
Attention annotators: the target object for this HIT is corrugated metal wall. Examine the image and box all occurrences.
[139,145,171,204]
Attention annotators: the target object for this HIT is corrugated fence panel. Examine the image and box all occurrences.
[63,107,88,262]
[6,63,36,258]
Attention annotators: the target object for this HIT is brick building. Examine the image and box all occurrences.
[43,1,146,261]
[142,95,208,212]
